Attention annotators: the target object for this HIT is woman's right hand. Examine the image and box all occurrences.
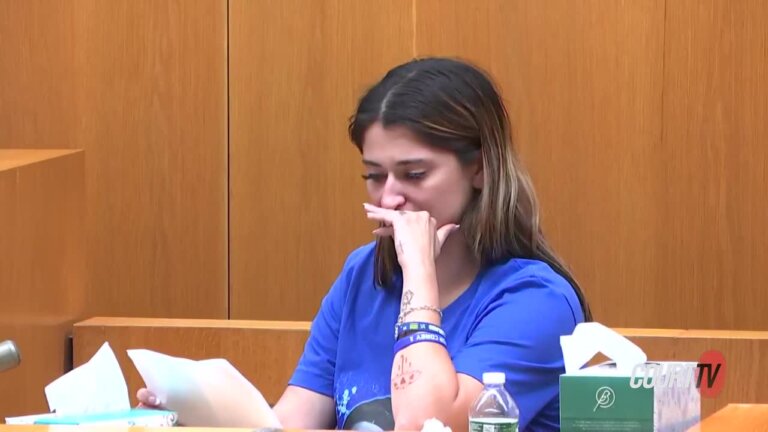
[136,388,163,409]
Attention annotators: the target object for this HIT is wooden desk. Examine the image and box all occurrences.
[73,318,311,405]
[0,426,324,432]
[73,319,768,419]
[688,403,768,431]
[1,405,768,431]
[615,328,768,419]
[0,149,85,420]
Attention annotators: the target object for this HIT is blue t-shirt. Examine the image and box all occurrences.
[289,243,584,431]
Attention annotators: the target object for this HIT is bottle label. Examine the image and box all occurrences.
[469,419,518,432]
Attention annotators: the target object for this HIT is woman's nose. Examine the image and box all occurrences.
[379,175,405,210]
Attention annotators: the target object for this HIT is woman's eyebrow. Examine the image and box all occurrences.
[395,158,427,167]
[362,158,428,167]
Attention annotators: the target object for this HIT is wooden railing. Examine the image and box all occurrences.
[73,318,768,418]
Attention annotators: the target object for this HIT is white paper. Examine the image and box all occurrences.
[127,349,281,428]
[560,322,647,374]
[43,342,130,414]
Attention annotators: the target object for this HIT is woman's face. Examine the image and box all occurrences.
[361,122,482,227]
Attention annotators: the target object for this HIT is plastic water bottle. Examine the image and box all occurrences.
[469,372,519,432]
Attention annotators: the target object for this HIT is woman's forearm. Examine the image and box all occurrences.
[273,386,336,430]
[391,341,465,429]
[390,267,466,430]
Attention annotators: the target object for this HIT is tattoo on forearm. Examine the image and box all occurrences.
[397,290,415,324]
[392,354,422,390]
[401,290,414,310]
[396,239,404,255]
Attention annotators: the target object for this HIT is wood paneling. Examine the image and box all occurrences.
[658,0,768,329]
[2,0,766,346]
[415,0,759,330]
[73,319,768,420]
[0,1,228,319]
[229,0,414,320]
[4,406,765,432]
[0,150,85,419]
[624,329,768,419]
[690,404,768,431]
[0,149,79,171]
[73,318,310,406]
[74,0,229,318]
[0,1,77,149]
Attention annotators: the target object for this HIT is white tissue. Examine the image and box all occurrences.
[44,342,130,414]
[560,322,647,374]
[421,418,451,432]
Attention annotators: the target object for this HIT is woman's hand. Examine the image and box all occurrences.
[136,388,163,409]
[137,388,188,426]
[364,203,459,270]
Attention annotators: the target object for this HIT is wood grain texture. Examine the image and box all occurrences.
[623,329,768,419]
[0,411,761,432]
[0,149,80,171]
[0,1,77,149]
[658,0,768,330]
[73,318,311,406]
[0,1,229,319]
[73,319,768,419]
[688,404,768,431]
[0,150,85,419]
[415,0,768,330]
[229,0,414,320]
[414,0,666,328]
[73,0,229,318]
[0,426,312,432]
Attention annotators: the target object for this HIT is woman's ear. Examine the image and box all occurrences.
[471,160,484,189]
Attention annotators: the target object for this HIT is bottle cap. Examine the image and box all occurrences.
[482,372,505,385]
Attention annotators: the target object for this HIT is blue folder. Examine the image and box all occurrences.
[33,408,178,426]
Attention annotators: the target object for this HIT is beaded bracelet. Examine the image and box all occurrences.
[394,321,446,341]
[393,331,447,354]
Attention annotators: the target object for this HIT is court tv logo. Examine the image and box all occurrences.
[628,350,726,398]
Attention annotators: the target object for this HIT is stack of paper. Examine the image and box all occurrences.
[128,349,281,428]
[5,342,282,429]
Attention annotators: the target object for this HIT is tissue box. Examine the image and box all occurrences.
[559,361,700,432]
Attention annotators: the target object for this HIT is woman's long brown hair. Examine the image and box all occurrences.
[348,57,592,321]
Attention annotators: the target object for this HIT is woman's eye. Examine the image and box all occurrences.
[362,173,386,182]
[405,171,426,180]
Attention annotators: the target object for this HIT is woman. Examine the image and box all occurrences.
[139,57,590,431]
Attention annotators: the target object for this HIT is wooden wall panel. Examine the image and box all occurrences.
[229,0,414,320]
[692,404,768,430]
[623,328,768,419]
[75,0,228,318]
[658,0,768,329]
[73,318,311,407]
[72,318,768,420]
[414,0,667,327]
[0,150,85,419]
[0,1,228,319]
[0,1,77,148]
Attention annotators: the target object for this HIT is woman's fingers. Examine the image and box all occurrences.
[137,388,160,408]
[436,224,460,249]
[364,203,399,224]
[366,212,394,224]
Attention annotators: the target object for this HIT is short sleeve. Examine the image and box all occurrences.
[287,261,351,397]
[453,275,582,431]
